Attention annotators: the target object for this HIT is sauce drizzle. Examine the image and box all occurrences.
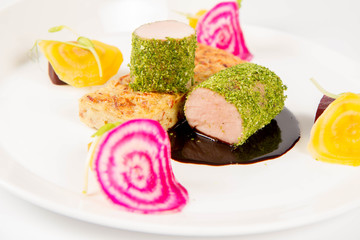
[168,108,300,166]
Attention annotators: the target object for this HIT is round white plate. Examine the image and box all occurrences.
[1,20,360,236]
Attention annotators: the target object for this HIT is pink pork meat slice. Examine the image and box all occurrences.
[185,88,243,144]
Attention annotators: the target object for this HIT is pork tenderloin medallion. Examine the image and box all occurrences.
[184,62,287,146]
[129,20,197,93]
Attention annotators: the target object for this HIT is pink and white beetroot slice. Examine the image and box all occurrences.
[94,119,188,214]
[196,1,253,61]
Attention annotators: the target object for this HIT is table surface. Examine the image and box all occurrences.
[1,0,360,239]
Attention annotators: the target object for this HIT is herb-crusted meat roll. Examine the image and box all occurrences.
[129,20,197,93]
[184,62,287,146]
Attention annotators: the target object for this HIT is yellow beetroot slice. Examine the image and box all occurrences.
[187,9,207,29]
[38,40,123,87]
[308,92,360,166]
[94,119,188,214]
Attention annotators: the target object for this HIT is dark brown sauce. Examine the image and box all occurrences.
[168,108,300,166]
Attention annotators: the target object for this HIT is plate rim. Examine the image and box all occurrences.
[1,24,360,236]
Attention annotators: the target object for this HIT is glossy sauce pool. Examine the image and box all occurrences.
[168,108,300,166]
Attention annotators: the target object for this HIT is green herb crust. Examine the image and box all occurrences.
[192,62,287,146]
[129,33,197,93]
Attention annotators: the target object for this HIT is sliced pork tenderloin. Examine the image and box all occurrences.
[184,62,287,146]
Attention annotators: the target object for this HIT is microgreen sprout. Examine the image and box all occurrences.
[83,135,101,195]
[29,40,41,62]
[83,121,123,195]
[91,121,123,138]
[310,78,341,99]
[175,0,242,18]
[48,25,78,36]
[173,10,198,19]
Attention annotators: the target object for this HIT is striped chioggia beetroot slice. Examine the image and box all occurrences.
[196,1,253,61]
[94,119,188,214]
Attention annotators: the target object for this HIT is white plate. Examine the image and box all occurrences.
[1,0,360,237]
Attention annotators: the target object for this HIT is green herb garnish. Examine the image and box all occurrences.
[310,78,341,99]
[237,0,242,8]
[91,121,123,138]
[29,40,40,62]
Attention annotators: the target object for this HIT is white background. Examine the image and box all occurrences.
[1,0,360,239]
